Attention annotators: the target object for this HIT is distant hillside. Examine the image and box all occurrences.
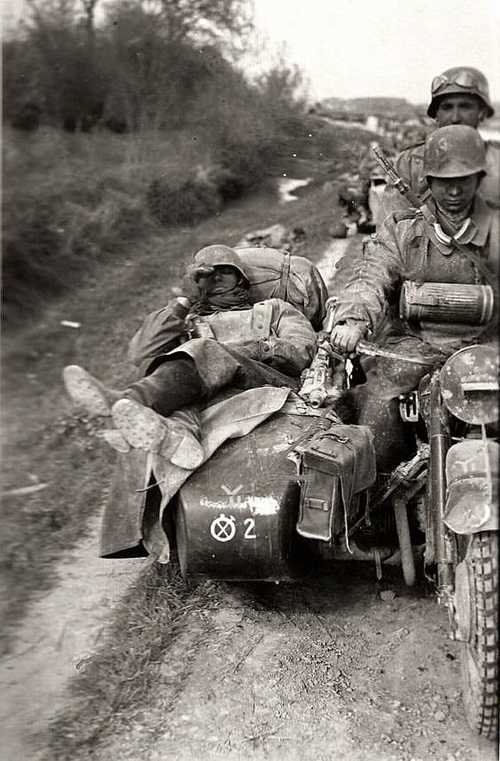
[318,97,420,121]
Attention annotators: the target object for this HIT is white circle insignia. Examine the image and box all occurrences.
[210,514,236,542]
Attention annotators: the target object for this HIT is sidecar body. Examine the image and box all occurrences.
[172,408,326,582]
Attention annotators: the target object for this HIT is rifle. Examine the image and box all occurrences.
[371,145,434,223]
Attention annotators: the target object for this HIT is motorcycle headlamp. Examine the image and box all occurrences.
[440,345,499,425]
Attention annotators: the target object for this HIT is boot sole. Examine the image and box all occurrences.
[112,399,167,452]
[112,399,204,469]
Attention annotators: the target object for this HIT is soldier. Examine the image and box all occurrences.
[383,67,499,216]
[63,245,316,467]
[330,125,498,471]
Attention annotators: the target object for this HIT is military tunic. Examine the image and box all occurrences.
[129,297,316,393]
[332,197,498,469]
[334,195,498,351]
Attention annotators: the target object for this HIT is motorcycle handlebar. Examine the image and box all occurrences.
[329,338,432,366]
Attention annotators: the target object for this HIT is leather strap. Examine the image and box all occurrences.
[277,252,291,301]
[252,301,273,337]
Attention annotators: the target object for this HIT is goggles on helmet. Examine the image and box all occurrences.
[431,71,488,99]
[427,68,494,118]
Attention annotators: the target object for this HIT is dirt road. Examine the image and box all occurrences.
[1,235,497,761]
[0,516,148,760]
[95,570,495,761]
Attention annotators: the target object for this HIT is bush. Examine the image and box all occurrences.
[1,189,151,325]
[213,133,273,194]
[2,196,71,324]
[2,135,155,326]
[62,191,149,258]
[146,173,222,226]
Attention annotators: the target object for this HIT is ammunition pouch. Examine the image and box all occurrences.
[444,440,499,534]
[296,425,376,541]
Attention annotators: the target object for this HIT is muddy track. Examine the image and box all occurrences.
[0,515,149,761]
[85,568,496,761]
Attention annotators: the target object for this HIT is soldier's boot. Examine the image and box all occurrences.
[63,364,147,453]
[112,399,204,470]
[63,365,124,417]
[63,364,204,469]
[354,388,416,473]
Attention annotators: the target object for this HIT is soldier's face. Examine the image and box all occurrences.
[435,94,486,127]
[207,266,240,294]
[429,174,480,214]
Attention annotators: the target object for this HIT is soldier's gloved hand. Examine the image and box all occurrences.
[170,296,191,318]
[330,321,367,353]
[315,330,330,347]
[191,265,215,282]
[183,264,216,299]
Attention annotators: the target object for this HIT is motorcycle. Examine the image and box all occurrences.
[145,303,498,741]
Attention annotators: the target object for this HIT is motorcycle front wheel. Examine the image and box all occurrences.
[459,531,498,740]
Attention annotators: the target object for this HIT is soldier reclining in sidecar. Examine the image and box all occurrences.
[63,243,329,562]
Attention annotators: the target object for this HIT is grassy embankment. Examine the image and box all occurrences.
[1,118,373,638]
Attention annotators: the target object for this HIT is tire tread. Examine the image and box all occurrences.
[462,532,498,740]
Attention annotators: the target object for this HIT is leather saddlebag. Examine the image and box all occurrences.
[296,425,376,541]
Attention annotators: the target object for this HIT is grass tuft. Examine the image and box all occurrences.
[46,565,217,758]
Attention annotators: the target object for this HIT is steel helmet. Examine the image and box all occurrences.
[423,125,487,179]
[427,66,494,118]
[192,244,249,283]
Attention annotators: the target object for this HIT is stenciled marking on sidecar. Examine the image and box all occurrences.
[200,495,280,515]
[209,513,258,542]
[209,514,237,542]
[221,484,243,496]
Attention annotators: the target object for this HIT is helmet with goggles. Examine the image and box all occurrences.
[427,67,494,118]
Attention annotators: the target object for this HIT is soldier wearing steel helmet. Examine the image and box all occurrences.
[383,66,500,215]
[329,125,499,471]
[62,244,316,461]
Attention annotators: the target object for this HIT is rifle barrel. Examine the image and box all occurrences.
[371,145,429,212]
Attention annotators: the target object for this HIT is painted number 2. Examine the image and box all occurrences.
[243,517,256,539]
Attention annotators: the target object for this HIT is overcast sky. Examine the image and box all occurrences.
[3,0,499,107]
[250,0,500,105]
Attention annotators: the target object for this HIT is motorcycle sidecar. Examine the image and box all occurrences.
[171,410,328,582]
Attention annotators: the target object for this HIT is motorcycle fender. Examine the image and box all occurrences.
[444,441,499,534]
[444,490,498,534]
[444,475,498,534]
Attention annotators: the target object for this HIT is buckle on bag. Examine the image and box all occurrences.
[304,497,329,512]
